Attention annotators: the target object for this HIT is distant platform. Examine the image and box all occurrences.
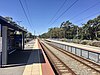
[46,39,100,63]
[46,39,100,53]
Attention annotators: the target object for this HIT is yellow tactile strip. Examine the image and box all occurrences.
[23,39,42,75]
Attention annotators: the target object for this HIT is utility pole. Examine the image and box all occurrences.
[34,30,35,39]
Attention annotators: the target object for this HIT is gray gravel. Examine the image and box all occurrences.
[42,41,100,75]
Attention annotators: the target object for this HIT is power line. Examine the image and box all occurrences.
[74,11,100,24]
[24,0,32,24]
[51,0,79,25]
[69,2,100,20]
[48,0,68,24]
[24,0,34,31]
[18,0,33,30]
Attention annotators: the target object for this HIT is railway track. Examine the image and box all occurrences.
[39,41,76,75]
[40,40,100,75]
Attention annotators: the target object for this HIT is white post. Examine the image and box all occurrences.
[2,26,8,65]
[22,32,24,50]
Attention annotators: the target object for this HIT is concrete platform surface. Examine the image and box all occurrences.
[0,40,35,75]
[23,39,55,75]
[0,39,55,75]
[47,39,100,53]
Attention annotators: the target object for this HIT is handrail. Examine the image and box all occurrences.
[46,39,100,53]
[46,39,100,63]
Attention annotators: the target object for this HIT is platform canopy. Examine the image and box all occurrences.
[0,16,27,32]
[0,16,28,66]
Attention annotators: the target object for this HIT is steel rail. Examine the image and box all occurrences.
[39,40,76,75]
[46,41,100,74]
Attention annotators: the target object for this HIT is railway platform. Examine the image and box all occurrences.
[0,39,55,75]
[46,39,100,63]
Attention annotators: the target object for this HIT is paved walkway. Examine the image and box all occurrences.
[0,40,35,75]
[23,39,42,75]
[23,39,55,75]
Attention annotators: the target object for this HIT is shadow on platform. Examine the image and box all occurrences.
[5,49,45,68]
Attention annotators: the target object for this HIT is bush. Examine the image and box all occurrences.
[91,41,100,47]
[72,39,100,47]
[80,40,93,45]
[60,38,67,42]
[80,40,88,45]
[97,38,100,41]
[72,39,80,44]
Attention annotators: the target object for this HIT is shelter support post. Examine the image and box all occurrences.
[22,32,24,50]
[2,26,8,65]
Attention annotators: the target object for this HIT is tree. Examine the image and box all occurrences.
[39,15,100,40]
[60,21,77,39]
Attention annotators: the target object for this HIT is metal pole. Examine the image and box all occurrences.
[97,53,99,63]
[80,49,82,56]
[2,26,8,66]
[88,51,89,59]
[71,46,72,52]
[22,32,24,50]
[75,47,77,54]
[34,30,35,39]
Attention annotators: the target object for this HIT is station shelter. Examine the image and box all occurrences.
[0,16,27,66]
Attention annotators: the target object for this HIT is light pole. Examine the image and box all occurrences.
[34,30,35,39]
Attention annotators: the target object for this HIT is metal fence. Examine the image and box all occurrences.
[50,41,100,63]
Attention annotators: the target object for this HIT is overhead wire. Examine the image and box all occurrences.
[74,11,100,24]
[51,0,79,25]
[48,0,68,24]
[18,0,33,30]
[69,2,100,21]
[24,0,31,22]
[24,0,34,32]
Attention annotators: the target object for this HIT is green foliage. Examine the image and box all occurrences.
[40,15,100,40]
[72,39,80,44]
[80,40,90,45]
[91,41,100,47]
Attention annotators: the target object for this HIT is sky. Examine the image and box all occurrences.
[0,0,100,35]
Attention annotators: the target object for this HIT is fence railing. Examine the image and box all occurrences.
[49,41,100,63]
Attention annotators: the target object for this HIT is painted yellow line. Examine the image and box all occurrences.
[39,64,42,75]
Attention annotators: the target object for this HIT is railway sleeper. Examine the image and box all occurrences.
[59,69,69,73]
[58,66,67,69]
[92,71,99,75]
[55,63,62,65]
[55,64,64,67]
[61,73,72,75]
